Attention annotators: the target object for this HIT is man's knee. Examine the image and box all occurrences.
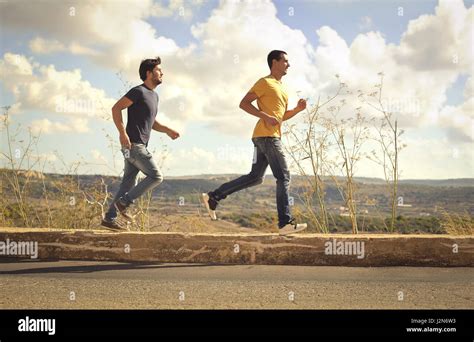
[150,170,164,184]
[276,172,290,184]
[249,172,265,185]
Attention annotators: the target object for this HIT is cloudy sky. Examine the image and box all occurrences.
[0,0,472,179]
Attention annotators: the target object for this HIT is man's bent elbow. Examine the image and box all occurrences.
[239,101,248,110]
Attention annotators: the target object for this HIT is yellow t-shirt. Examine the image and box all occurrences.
[249,76,288,138]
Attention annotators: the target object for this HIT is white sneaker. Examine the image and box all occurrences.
[279,221,308,235]
[201,193,217,221]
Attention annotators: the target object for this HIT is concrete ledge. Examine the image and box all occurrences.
[0,228,473,266]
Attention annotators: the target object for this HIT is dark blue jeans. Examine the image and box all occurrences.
[211,137,292,228]
[105,143,163,220]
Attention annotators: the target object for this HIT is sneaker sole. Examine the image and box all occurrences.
[201,193,217,221]
[279,225,308,236]
[114,203,134,221]
[100,221,126,232]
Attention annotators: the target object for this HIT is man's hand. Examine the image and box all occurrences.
[119,132,131,149]
[263,114,280,126]
[152,120,180,140]
[282,99,307,122]
[166,128,180,140]
[295,98,307,112]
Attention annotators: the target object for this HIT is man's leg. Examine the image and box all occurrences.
[210,139,269,201]
[118,144,163,207]
[202,139,268,220]
[104,158,139,221]
[257,137,292,228]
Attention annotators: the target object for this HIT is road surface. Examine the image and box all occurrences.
[0,259,472,309]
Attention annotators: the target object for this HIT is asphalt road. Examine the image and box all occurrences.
[0,259,472,309]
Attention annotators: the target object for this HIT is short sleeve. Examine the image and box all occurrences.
[124,87,141,103]
[249,78,266,98]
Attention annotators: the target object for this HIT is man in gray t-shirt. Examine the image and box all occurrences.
[102,57,180,231]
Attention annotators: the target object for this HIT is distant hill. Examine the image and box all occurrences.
[166,174,474,187]
[3,169,473,189]
[398,179,474,187]
[2,169,473,215]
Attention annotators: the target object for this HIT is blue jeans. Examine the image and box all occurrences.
[211,137,292,228]
[105,143,163,220]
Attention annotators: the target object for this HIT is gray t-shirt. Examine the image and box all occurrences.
[124,84,159,145]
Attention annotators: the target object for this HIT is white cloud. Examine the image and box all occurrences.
[34,152,58,163]
[437,72,474,144]
[358,16,373,31]
[29,118,90,135]
[29,37,66,54]
[164,146,252,176]
[309,0,472,142]
[29,37,99,56]
[395,0,473,72]
[0,53,34,77]
[464,75,473,99]
[399,136,473,179]
[439,97,474,142]
[90,149,108,164]
[150,0,204,20]
[0,53,116,132]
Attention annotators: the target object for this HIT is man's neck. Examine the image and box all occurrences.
[269,71,283,82]
[143,79,157,90]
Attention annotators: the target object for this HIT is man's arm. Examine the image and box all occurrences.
[282,99,307,121]
[239,92,279,126]
[152,120,180,140]
[112,96,134,148]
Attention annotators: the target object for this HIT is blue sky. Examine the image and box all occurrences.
[0,0,473,179]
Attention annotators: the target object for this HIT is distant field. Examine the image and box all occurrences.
[0,170,473,234]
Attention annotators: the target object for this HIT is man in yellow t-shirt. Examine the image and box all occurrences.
[202,50,308,235]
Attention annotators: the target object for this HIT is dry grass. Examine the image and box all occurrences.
[439,209,474,235]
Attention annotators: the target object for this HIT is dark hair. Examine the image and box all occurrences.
[267,50,287,69]
[139,57,161,81]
